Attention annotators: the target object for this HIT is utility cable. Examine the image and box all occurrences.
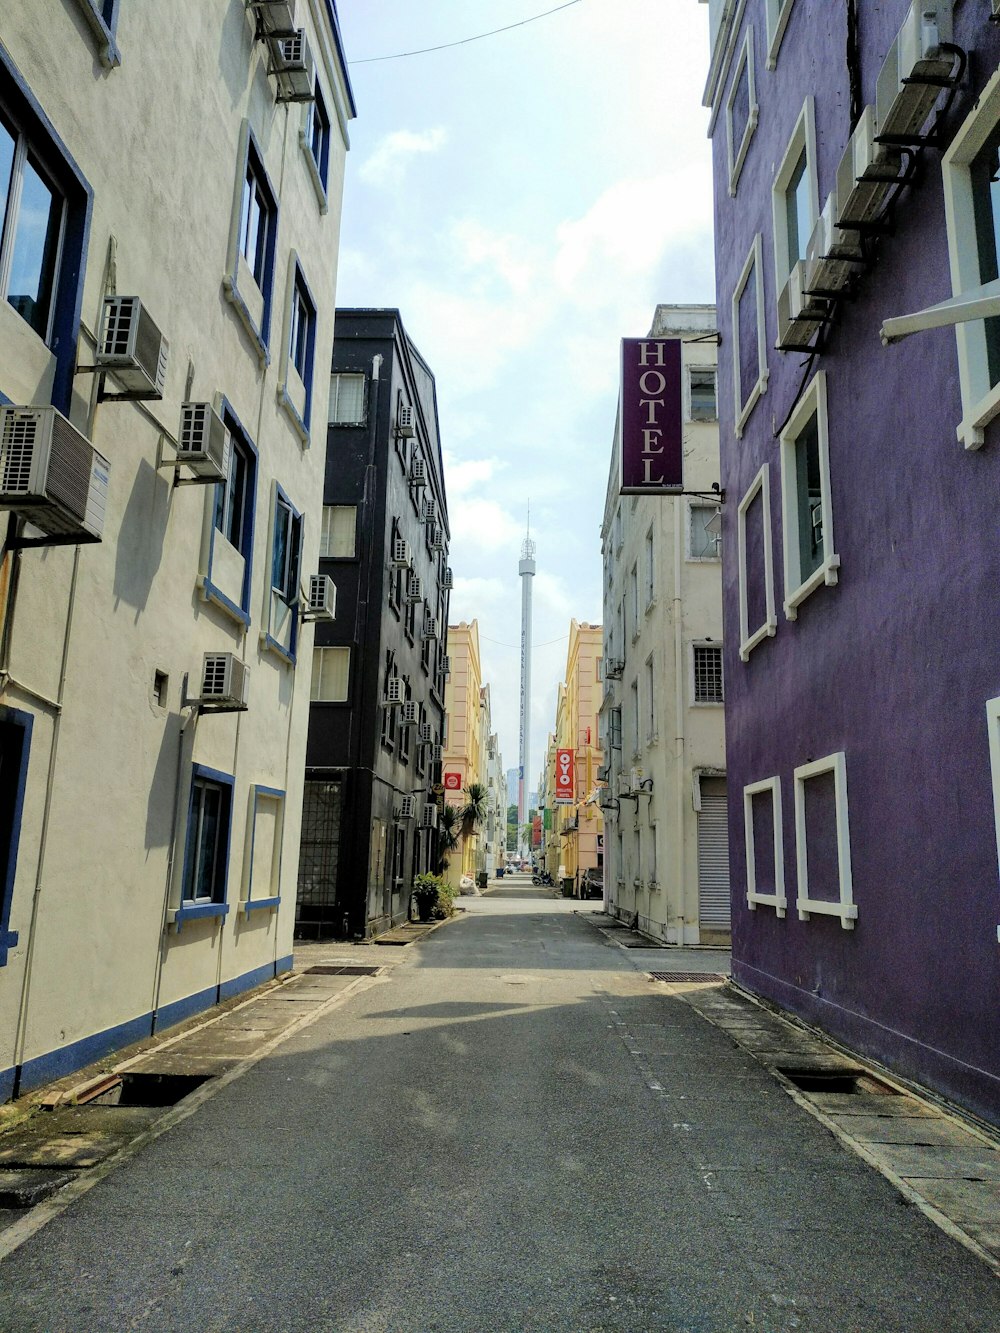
[349,0,584,65]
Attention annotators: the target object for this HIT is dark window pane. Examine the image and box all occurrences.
[8,156,61,337]
[272,501,290,592]
[970,124,1000,388]
[794,413,823,581]
[785,149,809,268]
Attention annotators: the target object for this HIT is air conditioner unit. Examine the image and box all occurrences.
[397,405,416,438]
[177,403,231,481]
[391,537,412,568]
[410,457,427,487]
[268,29,315,102]
[249,0,295,36]
[417,722,433,744]
[423,615,439,640]
[597,764,610,783]
[617,773,634,798]
[442,655,451,677]
[200,652,249,711]
[430,526,445,551]
[605,658,624,680]
[431,743,443,764]
[399,700,418,726]
[804,194,865,296]
[396,795,415,820]
[421,804,439,829]
[406,574,422,603]
[834,106,902,230]
[0,405,110,541]
[306,573,336,621]
[97,296,169,399]
[441,567,454,590]
[423,497,436,525]
[383,676,404,706]
[875,1,955,145]
[776,261,827,351]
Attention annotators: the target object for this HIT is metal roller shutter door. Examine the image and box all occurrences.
[697,781,731,929]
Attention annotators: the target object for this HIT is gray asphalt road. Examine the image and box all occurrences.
[1,885,998,1332]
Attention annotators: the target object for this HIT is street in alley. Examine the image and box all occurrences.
[0,877,998,1332]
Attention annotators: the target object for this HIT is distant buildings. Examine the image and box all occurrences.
[704,1,1000,1121]
[441,620,483,884]
[298,309,450,939]
[600,305,728,943]
[0,0,353,1099]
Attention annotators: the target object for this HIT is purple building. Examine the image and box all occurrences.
[705,0,1000,1124]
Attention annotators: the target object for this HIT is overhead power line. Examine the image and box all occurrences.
[480,633,569,649]
[349,0,584,65]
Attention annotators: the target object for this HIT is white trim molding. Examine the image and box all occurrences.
[732,233,769,437]
[744,776,786,916]
[772,96,819,296]
[984,700,1000,932]
[737,463,777,660]
[726,27,759,196]
[793,751,857,929]
[779,370,840,619]
[765,0,797,71]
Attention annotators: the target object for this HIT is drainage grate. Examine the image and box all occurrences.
[304,964,381,977]
[777,1067,900,1095]
[85,1073,213,1107]
[649,971,727,983]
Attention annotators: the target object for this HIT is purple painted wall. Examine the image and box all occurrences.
[710,0,1000,1123]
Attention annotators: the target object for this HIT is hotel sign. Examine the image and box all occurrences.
[554,748,575,805]
[620,338,683,494]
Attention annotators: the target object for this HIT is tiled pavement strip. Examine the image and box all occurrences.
[582,909,1000,1278]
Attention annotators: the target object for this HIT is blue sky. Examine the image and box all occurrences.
[335,0,715,782]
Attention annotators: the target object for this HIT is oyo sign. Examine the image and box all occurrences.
[443,771,462,791]
[620,338,683,494]
[554,748,575,805]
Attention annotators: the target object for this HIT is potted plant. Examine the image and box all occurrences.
[412,873,441,922]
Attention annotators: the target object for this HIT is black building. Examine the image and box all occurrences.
[297,310,450,938]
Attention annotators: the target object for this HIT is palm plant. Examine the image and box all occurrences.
[436,803,460,872]
[460,783,488,839]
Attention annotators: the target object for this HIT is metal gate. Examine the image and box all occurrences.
[295,779,342,936]
[697,777,730,930]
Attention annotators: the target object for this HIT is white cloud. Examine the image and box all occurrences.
[447,497,524,553]
[359,128,448,187]
[442,455,502,497]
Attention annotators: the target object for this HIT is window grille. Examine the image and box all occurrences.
[693,645,724,704]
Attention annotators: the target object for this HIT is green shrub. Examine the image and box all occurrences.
[413,872,455,920]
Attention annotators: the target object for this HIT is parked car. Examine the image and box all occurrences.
[580,868,604,900]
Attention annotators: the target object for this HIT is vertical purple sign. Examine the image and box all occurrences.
[619,338,683,494]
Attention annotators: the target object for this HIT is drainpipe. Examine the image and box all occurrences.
[673,494,686,947]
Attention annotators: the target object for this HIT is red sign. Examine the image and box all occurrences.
[443,771,462,791]
[554,748,575,804]
[620,338,683,495]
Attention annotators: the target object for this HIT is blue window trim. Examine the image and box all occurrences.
[0,40,93,416]
[300,83,331,213]
[73,0,122,68]
[321,0,358,118]
[201,396,258,627]
[263,483,301,665]
[243,783,284,916]
[0,389,11,406]
[223,123,278,366]
[175,763,235,929]
[278,257,317,447]
[0,707,32,967]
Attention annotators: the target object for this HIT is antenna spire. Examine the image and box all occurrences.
[521,500,535,560]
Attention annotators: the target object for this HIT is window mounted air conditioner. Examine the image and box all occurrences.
[399,700,418,726]
[268,29,315,102]
[98,296,169,399]
[804,195,865,296]
[406,574,423,603]
[875,1,955,144]
[0,406,110,542]
[391,537,412,568]
[305,573,336,621]
[249,0,296,37]
[417,722,433,744]
[410,458,427,487]
[423,615,439,640]
[397,405,416,438]
[441,568,454,591]
[200,652,249,711]
[178,403,231,481]
[383,676,404,706]
[422,497,436,525]
[396,795,415,820]
[421,804,439,829]
[834,106,902,230]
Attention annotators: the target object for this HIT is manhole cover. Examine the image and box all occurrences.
[777,1067,899,1095]
[305,964,381,977]
[649,972,727,983]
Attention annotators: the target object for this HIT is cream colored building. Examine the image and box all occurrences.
[441,620,484,882]
[0,1,353,1101]
[479,688,505,878]
[548,621,604,897]
[600,304,728,944]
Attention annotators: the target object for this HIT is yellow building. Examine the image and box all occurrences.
[442,620,484,882]
[550,621,604,896]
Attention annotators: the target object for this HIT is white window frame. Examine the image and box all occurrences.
[743,776,786,916]
[328,372,366,426]
[765,0,796,71]
[942,66,1000,450]
[311,646,351,702]
[772,97,819,297]
[726,27,758,196]
[779,370,840,619]
[732,234,769,437]
[691,641,724,707]
[687,500,722,562]
[686,365,719,422]
[644,526,655,609]
[241,784,285,911]
[630,563,640,642]
[645,653,657,746]
[737,464,777,661]
[320,504,357,558]
[985,700,1000,935]
[793,751,857,929]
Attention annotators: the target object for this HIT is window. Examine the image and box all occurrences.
[596,656,603,683]
[630,564,639,640]
[301,82,331,209]
[986,697,1000,888]
[329,373,366,425]
[320,505,356,558]
[644,528,655,606]
[179,768,234,920]
[765,0,796,69]
[689,503,721,560]
[645,656,656,744]
[73,0,122,67]
[743,776,786,916]
[311,647,350,701]
[648,823,657,887]
[793,751,856,929]
[280,258,317,441]
[688,368,718,422]
[732,234,769,436]
[693,644,724,705]
[609,706,622,752]
[737,464,777,661]
[0,112,62,340]
[224,124,277,356]
[941,69,1000,449]
[630,680,640,755]
[726,28,758,195]
[243,786,284,913]
[203,403,257,625]
[772,99,818,291]
[399,682,412,764]
[416,705,427,776]
[778,370,839,617]
[0,708,31,967]
[265,484,303,662]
